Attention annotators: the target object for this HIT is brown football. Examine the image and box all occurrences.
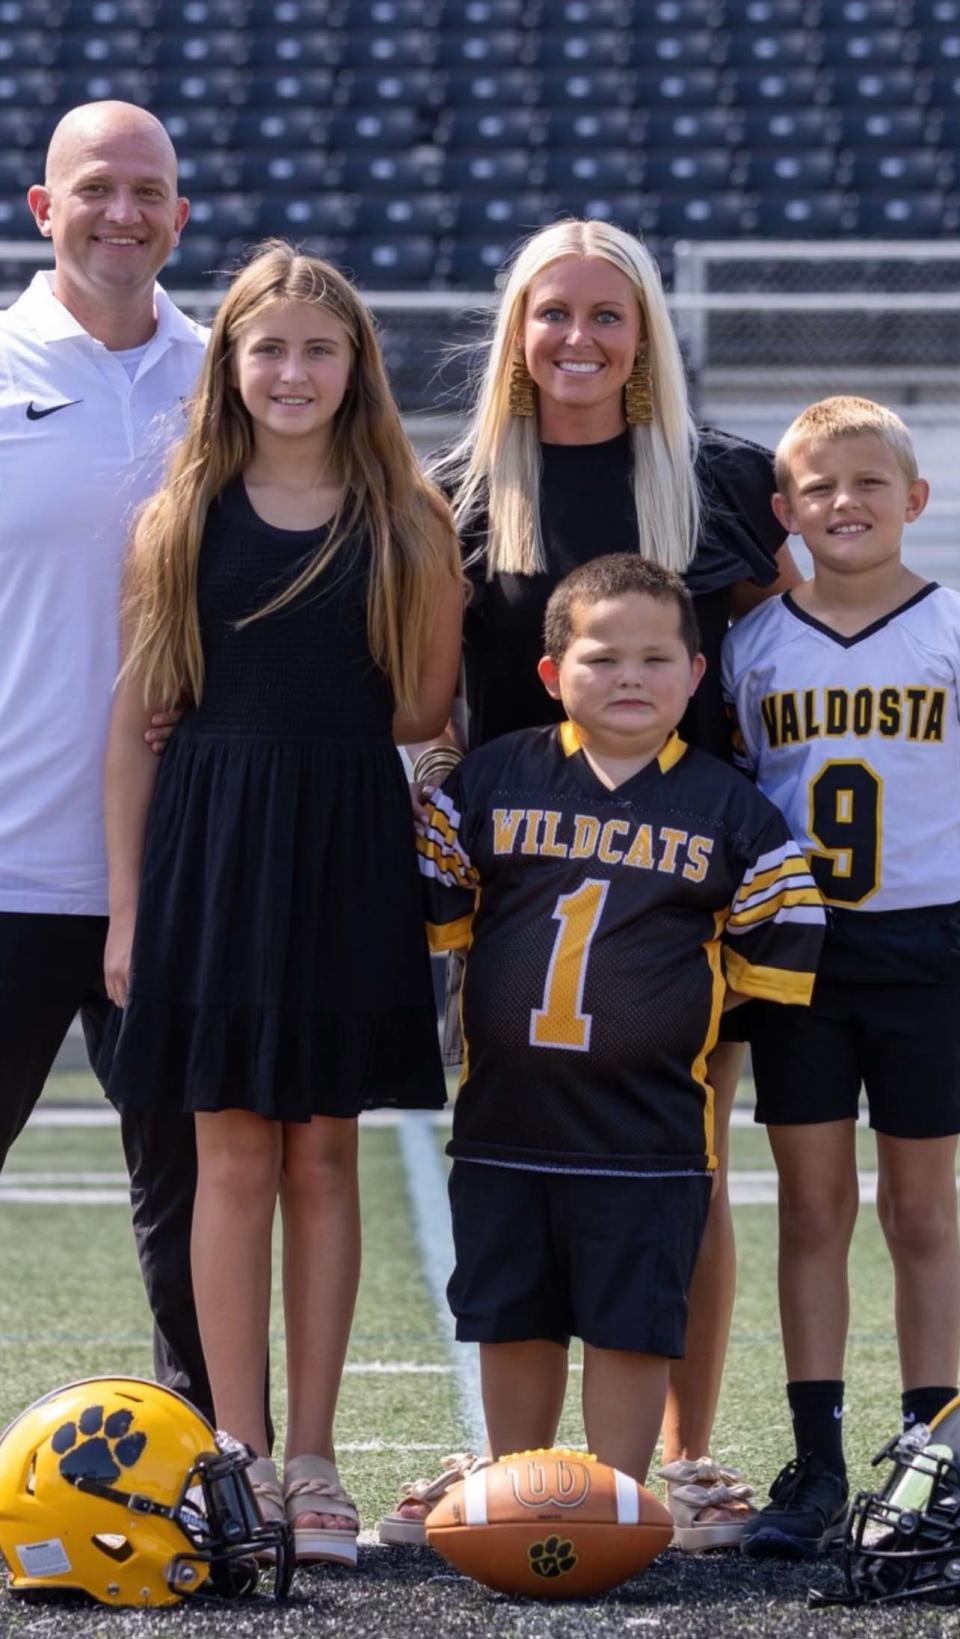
[425,1448,673,1599]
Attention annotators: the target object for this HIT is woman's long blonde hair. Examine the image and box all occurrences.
[123,241,460,710]
[434,219,700,577]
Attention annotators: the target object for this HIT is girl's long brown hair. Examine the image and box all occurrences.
[122,241,460,710]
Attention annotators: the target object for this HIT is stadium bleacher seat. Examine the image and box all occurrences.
[344,153,443,190]
[849,149,952,189]
[341,32,434,68]
[855,191,954,234]
[836,0,907,20]
[442,150,540,190]
[152,33,251,66]
[539,71,637,108]
[838,108,932,145]
[755,192,857,235]
[59,69,150,103]
[534,33,628,69]
[918,29,960,66]
[437,31,528,68]
[646,151,736,190]
[741,108,835,146]
[355,194,455,235]
[544,109,638,149]
[157,107,233,147]
[455,191,554,235]
[178,151,243,190]
[722,0,808,21]
[543,150,642,189]
[745,151,840,189]
[447,236,519,283]
[442,109,543,147]
[730,68,824,105]
[340,236,437,287]
[444,70,539,107]
[185,193,260,236]
[822,31,914,67]
[648,0,718,21]
[554,192,651,231]
[657,192,755,236]
[329,109,421,148]
[437,0,527,22]
[257,194,357,236]
[833,70,922,105]
[0,194,38,233]
[0,32,51,66]
[646,108,739,145]
[633,68,723,104]
[231,108,326,147]
[726,31,815,66]
[246,1,332,22]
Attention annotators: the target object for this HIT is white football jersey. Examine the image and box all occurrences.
[721,584,960,910]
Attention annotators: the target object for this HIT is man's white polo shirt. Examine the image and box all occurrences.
[0,272,208,915]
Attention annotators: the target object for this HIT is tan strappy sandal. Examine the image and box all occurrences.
[247,1456,285,1562]
[378,1451,491,1546]
[657,1455,758,1550]
[283,1454,359,1566]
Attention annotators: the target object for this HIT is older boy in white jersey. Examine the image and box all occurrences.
[723,396,960,1559]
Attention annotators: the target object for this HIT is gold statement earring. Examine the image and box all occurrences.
[624,348,653,425]
[508,352,535,417]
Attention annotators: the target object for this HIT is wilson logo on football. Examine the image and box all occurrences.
[504,1455,592,1512]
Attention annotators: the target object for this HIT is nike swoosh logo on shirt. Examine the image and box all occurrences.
[26,399,82,420]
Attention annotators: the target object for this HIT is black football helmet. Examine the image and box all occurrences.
[813,1395,960,1608]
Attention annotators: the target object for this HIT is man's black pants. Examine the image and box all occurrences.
[0,910,214,1423]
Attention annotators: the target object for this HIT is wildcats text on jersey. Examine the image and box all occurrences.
[491,806,716,880]
[760,685,945,749]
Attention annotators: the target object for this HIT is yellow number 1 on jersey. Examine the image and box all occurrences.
[530,878,610,1052]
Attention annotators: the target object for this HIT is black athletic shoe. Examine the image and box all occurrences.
[740,1454,848,1559]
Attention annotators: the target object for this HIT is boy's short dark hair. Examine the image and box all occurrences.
[544,554,701,662]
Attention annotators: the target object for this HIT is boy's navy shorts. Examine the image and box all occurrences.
[750,904,960,1139]
[447,1161,711,1357]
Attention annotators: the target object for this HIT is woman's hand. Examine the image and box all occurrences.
[412,779,441,828]
[144,703,182,754]
[104,912,135,1008]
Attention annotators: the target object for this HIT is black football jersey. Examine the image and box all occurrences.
[419,723,824,1176]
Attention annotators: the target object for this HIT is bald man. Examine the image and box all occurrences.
[0,103,213,1418]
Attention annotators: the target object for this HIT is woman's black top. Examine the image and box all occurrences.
[460,427,786,761]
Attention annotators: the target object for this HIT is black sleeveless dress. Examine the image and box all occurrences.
[101,479,446,1119]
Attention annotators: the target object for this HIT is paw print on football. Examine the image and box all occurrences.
[50,1405,147,1482]
[528,1534,578,1579]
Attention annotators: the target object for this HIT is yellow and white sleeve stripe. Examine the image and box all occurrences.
[725,842,822,935]
[415,787,479,892]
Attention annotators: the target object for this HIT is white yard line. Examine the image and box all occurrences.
[27,1104,869,1130]
[0,1171,887,1207]
[396,1112,487,1450]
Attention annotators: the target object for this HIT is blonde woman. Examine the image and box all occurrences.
[100,242,462,1567]
[385,219,800,1549]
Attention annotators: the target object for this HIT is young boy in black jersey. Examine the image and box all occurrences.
[723,396,960,1560]
[418,554,824,1484]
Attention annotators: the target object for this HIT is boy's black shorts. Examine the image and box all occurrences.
[751,981,960,1138]
[447,1161,711,1357]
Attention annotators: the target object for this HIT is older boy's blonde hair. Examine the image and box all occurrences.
[774,395,919,492]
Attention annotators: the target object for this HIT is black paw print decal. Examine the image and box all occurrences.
[50,1405,147,1483]
[529,1534,578,1579]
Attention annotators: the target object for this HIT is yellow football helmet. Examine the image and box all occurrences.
[0,1377,292,1606]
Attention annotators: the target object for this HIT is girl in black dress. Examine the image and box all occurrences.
[101,243,462,1567]
[386,219,800,1550]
